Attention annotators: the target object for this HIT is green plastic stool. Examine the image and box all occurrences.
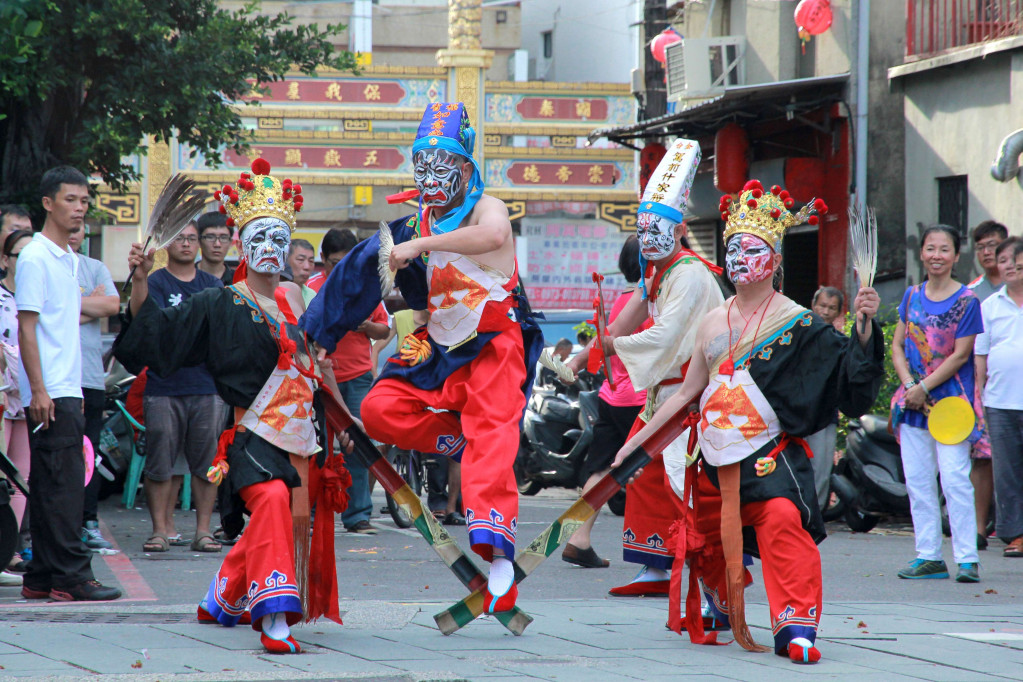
[120,400,192,510]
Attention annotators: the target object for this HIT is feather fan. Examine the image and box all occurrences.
[377,220,397,297]
[848,204,878,332]
[123,174,210,290]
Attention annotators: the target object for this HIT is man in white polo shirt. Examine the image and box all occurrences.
[15,165,121,602]
[976,237,1023,559]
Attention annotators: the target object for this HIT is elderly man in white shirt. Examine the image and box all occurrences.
[975,237,1023,559]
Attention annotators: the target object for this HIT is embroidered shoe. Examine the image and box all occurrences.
[955,562,980,583]
[197,604,251,625]
[482,582,518,614]
[260,631,302,654]
[787,637,821,664]
[897,558,949,579]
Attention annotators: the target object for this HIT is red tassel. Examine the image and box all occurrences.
[305,430,351,624]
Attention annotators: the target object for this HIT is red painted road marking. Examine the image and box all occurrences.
[98,517,158,601]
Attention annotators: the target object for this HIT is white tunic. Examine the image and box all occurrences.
[426,250,512,348]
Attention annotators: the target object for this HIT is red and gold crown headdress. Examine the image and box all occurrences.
[214,158,304,231]
[719,179,828,251]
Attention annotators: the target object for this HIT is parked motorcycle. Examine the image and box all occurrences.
[514,385,600,496]
[0,446,29,571]
[830,414,910,532]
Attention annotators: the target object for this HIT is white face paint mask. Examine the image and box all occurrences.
[636,212,677,261]
[240,217,291,274]
[413,149,466,209]
[725,234,774,285]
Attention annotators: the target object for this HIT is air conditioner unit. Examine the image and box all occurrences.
[665,36,746,101]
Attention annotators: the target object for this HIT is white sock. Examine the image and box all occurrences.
[488,557,514,596]
[632,565,669,583]
[261,613,290,639]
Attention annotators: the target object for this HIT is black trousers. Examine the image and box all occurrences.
[25,397,94,590]
[82,388,105,523]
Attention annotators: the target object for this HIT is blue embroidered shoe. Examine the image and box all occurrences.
[897,558,949,579]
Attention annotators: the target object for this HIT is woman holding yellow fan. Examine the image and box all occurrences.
[890,225,984,583]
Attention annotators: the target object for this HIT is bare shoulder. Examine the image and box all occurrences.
[473,194,511,224]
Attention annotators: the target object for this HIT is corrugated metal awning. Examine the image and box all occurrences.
[587,74,850,145]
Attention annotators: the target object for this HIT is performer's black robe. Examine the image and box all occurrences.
[114,286,309,534]
[704,311,885,555]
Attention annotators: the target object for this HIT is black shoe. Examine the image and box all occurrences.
[442,511,466,526]
[977,533,988,551]
[50,580,122,602]
[346,520,378,535]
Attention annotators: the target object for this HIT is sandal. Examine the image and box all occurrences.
[167,534,190,547]
[143,534,170,553]
[442,511,466,526]
[1004,537,1023,558]
[191,533,223,553]
[213,527,240,545]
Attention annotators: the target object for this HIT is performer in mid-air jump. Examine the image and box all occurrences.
[301,102,543,614]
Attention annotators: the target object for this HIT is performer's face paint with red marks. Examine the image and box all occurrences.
[241,217,291,274]
[414,149,466,209]
[636,212,677,261]
[725,234,774,285]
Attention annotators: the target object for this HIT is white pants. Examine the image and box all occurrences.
[900,424,979,564]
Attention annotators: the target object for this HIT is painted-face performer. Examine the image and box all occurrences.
[116,159,353,654]
[301,103,543,614]
[614,180,884,664]
[567,139,724,596]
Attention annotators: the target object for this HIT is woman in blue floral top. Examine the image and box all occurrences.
[891,225,983,583]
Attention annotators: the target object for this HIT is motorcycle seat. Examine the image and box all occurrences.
[860,414,896,445]
[539,397,580,425]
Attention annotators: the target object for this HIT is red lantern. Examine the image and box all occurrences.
[639,143,668,196]
[794,0,833,36]
[714,123,749,194]
[649,29,682,65]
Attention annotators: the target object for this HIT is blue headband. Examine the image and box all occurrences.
[638,202,684,225]
[636,203,684,298]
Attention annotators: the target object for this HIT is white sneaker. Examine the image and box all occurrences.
[0,571,24,587]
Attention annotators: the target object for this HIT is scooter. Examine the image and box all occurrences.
[514,386,600,496]
[0,448,29,571]
[830,414,910,532]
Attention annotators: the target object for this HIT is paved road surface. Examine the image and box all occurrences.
[0,487,1020,680]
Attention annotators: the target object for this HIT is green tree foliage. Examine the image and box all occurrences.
[0,0,357,210]
[836,304,901,450]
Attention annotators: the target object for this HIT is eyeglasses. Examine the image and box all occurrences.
[172,235,199,245]
[976,240,1001,253]
[201,234,232,244]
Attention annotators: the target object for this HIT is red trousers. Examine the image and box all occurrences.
[622,417,682,569]
[696,488,823,652]
[362,329,526,561]
[204,480,302,629]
